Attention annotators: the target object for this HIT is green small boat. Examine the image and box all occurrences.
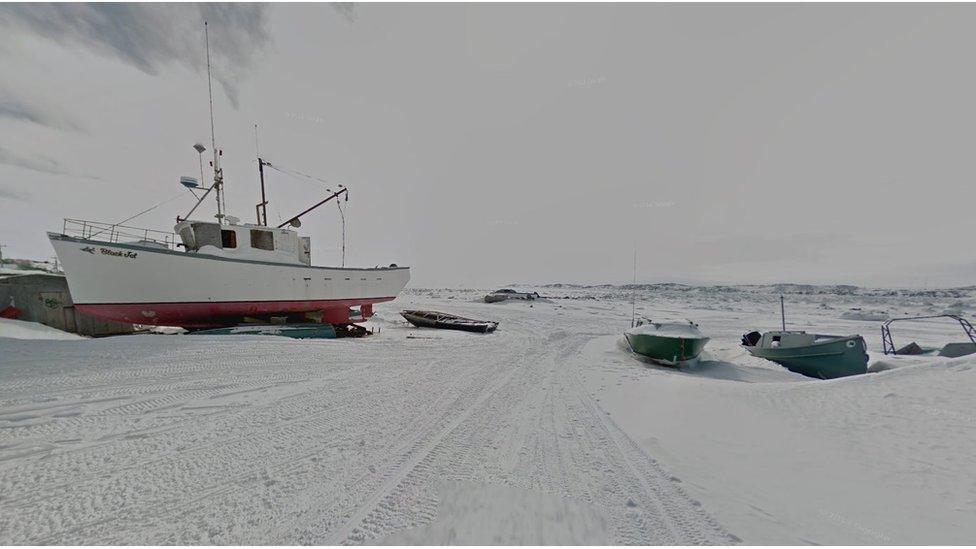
[742,331,868,379]
[190,323,338,339]
[624,320,710,366]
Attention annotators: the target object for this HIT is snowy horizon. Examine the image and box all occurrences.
[0,3,974,287]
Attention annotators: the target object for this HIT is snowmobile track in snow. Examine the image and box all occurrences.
[1,313,736,545]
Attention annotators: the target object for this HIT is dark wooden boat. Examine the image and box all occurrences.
[401,310,498,333]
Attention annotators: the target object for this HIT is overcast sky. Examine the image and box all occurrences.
[0,3,974,288]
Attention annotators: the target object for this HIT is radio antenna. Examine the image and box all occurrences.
[631,247,637,328]
[254,124,260,157]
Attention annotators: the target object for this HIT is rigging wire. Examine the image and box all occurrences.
[260,160,349,265]
[88,189,193,240]
[335,199,346,267]
[114,190,194,227]
[265,163,335,187]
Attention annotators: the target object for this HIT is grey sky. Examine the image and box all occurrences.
[0,3,973,288]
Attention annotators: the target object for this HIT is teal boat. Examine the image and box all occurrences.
[742,331,868,379]
[624,320,710,366]
[190,323,338,339]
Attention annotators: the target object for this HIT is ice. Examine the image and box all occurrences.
[0,283,974,544]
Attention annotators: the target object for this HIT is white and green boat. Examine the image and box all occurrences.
[622,252,709,366]
[624,320,710,366]
[741,296,869,379]
[741,330,868,379]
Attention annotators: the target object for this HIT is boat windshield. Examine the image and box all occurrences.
[177,222,223,251]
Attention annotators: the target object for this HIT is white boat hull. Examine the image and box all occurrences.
[48,233,410,327]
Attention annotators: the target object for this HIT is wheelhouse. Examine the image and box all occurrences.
[174,220,311,265]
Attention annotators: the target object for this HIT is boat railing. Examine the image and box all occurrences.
[62,218,179,250]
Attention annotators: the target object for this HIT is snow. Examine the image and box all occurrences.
[625,320,706,339]
[0,267,53,277]
[0,318,85,340]
[839,308,890,321]
[0,284,974,544]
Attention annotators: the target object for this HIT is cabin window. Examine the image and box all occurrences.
[250,229,274,251]
[221,229,237,249]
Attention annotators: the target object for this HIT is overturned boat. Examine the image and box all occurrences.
[189,322,369,339]
[484,289,540,303]
[401,310,498,333]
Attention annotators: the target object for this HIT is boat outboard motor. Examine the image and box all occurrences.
[742,331,762,347]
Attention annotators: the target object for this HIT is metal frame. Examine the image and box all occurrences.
[278,187,349,229]
[881,314,976,355]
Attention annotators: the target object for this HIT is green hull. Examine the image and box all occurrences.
[625,333,709,366]
[746,336,868,379]
[191,324,337,339]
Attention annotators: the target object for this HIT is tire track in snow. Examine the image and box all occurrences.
[320,339,533,544]
[2,336,510,544]
[319,326,735,544]
[0,310,737,545]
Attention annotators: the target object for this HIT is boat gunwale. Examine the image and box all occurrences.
[743,333,864,352]
[624,326,710,342]
[742,347,847,360]
[49,232,410,272]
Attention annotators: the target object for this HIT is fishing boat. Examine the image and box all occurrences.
[741,296,868,379]
[742,331,868,379]
[49,217,409,328]
[624,319,710,366]
[401,310,498,333]
[48,25,409,329]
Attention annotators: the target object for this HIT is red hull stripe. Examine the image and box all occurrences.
[76,297,396,328]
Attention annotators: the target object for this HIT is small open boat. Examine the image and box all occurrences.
[624,320,710,366]
[621,253,709,366]
[742,331,868,379]
[401,310,498,333]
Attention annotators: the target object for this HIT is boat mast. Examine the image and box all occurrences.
[255,124,269,226]
[205,21,225,223]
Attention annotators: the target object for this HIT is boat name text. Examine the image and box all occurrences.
[99,247,138,259]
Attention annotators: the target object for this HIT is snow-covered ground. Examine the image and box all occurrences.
[0,317,85,341]
[1,284,974,544]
